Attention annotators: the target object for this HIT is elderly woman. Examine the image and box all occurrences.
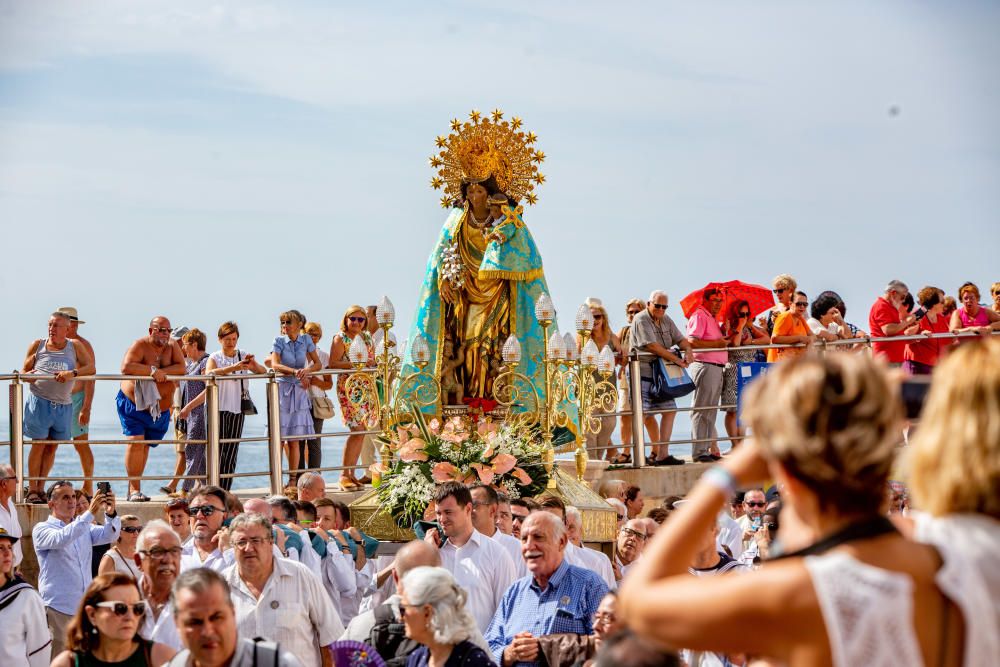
[902,286,953,375]
[98,514,142,580]
[51,572,175,667]
[906,338,1000,657]
[329,305,376,491]
[806,293,851,345]
[769,291,814,362]
[400,566,494,667]
[580,298,622,463]
[0,527,50,667]
[721,300,769,447]
[619,353,984,666]
[301,321,334,473]
[950,281,1000,336]
[269,310,321,489]
[616,299,644,461]
[205,321,267,492]
[760,273,796,343]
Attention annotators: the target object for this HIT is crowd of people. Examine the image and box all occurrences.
[15,279,1000,502]
[0,332,998,665]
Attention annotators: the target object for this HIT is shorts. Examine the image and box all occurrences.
[23,393,72,441]
[639,378,677,413]
[71,391,88,438]
[116,390,169,445]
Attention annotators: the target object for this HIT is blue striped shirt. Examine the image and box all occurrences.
[485,559,608,666]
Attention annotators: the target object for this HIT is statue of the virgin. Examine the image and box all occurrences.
[403,110,554,414]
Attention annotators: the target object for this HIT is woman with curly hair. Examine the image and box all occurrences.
[329,305,376,490]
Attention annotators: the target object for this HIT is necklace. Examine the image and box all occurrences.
[467,209,491,228]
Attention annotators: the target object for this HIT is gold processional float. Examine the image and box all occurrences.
[348,110,617,546]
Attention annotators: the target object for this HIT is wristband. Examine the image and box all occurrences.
[701,466,737,500]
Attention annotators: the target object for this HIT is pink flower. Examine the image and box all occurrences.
[470,463,495,485]
[399,438,428,462]
[511,467,533,485]
[429,419,441,434]
[431,462,461,483]
[490,453,517,476]
[369,461,389,487]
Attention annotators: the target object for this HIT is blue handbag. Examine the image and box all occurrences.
[650,357,695,400]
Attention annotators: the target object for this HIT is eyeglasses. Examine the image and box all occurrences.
[233,537,271,550]
[150,327,171,334]
[348,316,367,323]
[187,505,222,517]
[95,601,147,617]
[398,603,423,615]
[139,547,182,560]
[794,302,808,308]
[773,288,786,294]
[652,304,668,310]
[122,526,143,534]
[593,612,617,625]
[745,501,766,507]
[620,527,647,540]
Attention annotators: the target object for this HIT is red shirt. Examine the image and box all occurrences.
[869,297,906,363]
[904,315,951,367]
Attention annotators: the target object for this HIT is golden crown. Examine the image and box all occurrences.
[429,109,546,208]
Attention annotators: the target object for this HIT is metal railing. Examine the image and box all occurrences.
[2,367,377,502]
[3,329,996,500]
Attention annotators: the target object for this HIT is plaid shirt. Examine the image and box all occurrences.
[485,559,608,666]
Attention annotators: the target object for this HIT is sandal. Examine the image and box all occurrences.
[338,476,361,492]
[610,453,632,465]
[25,491,46,504]
[159,486,174,495]
[128,492,150,502]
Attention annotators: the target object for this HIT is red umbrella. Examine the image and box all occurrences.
[680,280,775,323]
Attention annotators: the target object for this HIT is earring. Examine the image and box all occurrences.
[92,627,99,635]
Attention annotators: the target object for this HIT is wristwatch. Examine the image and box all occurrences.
[150,365,157,376]
[71,369,79,377]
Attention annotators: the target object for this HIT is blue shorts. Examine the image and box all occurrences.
[640,378,677,413]
[71,391,89,438]
[116,390,168,445]
[23,393,73,441]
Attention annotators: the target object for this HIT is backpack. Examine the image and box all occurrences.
[368,602,421,667]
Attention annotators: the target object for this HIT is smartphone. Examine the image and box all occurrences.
[912,307,926,321]
[97,481,112,495]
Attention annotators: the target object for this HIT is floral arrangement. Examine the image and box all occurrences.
[370,413,550,528]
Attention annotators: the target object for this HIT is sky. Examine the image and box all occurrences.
[1,0,998,411]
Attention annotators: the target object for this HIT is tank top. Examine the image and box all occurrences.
[106,547,141,580]
[958,307,989,327]
[30,338,76,404]
[73,638,153,667]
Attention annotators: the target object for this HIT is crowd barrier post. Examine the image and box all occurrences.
[11,373,25,503]
[266,371,284,495]
[205,377,221,487]
[628,356,646,468]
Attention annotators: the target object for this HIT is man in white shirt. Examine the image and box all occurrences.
[470,484,523,574]
[224,512,343,667]
[564,505,616,590]
[137,520,183,651]
[423,482,517,632]
[179,487,233,573]
[735,488,767,551]
[0,464,22,568]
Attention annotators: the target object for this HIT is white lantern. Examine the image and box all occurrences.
[597,345,616,373]
[502,335,522,364]
[375,296,395,326]
[411,334,431,365]
[564,332,579,361]
[581,339,600,367]
[535,293,555,323]
[373,330,397,357]
[348,336,369,365]
[575,304,594,332]
[547,330,566,360]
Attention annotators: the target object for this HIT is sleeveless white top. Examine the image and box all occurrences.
[805,548,997,667]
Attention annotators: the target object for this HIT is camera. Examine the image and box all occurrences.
[97,481,112,495]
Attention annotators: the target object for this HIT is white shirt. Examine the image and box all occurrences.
[167,636,303,667]
[209,349,252,414]
[439,529,517,632]
[0,579,50,667]
[565,542,617,590]
[719,513,745,559]
[180,542,235,573]
[225,557,344,667]
[488,528,525,577]
[141,596,182,651]
[807,317,840,337]
[0,497,23,566]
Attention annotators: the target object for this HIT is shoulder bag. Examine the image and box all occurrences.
[237,351,258,416]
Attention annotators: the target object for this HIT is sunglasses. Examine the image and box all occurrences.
[739,311,751,318]
[652,304,668,310]
[348,316,367,323]
[95,601,147,617]
[593,314,604,320]
[773,288,787,294]
[187,505,222,517]
[627,310,641,316]
[280,319,293,325]
[122,526,143,534]
[794,302,808,307]
[745,501,766,507]
[150,327,171,334]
